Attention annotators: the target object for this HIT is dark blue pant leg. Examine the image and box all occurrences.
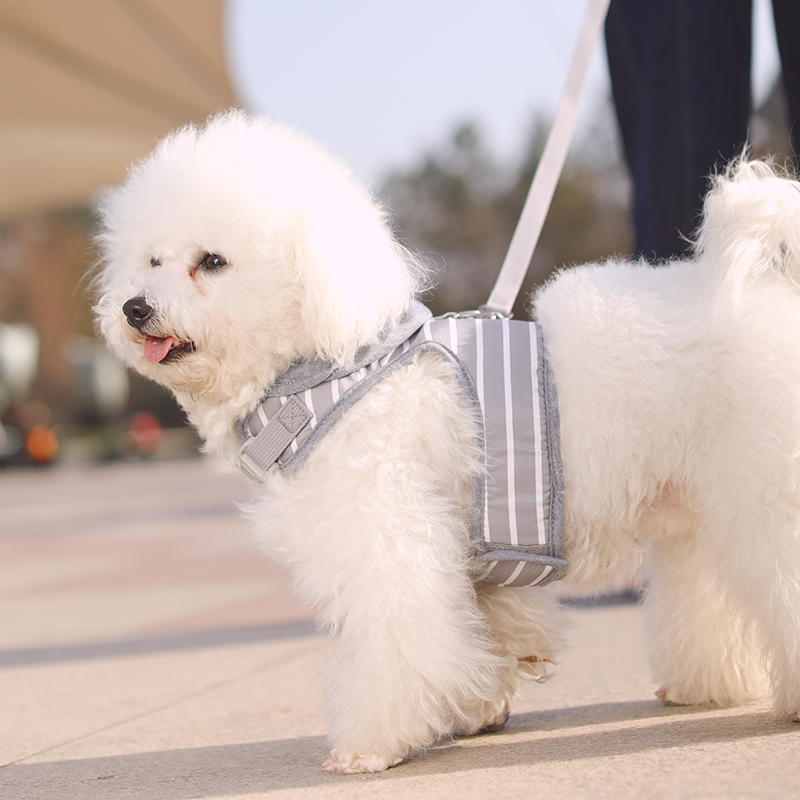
[772,0,800,161]
[605,0,752,260]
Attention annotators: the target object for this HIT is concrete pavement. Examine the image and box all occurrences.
[1,457,797,799]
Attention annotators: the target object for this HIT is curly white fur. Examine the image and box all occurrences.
[95,112,800,773]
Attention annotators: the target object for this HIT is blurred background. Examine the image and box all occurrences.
[0,0,791,467]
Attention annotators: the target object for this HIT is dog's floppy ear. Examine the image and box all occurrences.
[293,191,428,363]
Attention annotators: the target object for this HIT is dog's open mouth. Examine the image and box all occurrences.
[144,335,196,364]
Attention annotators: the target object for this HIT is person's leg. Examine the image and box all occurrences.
[606,0,752,260]
[771,0,800,162]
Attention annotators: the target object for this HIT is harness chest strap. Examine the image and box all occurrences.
[237,306,567,588]
[239,396,313,479]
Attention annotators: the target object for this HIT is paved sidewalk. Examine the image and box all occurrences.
[1,458,797,799]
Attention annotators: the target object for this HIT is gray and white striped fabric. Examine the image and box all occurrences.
[237,307,566,588]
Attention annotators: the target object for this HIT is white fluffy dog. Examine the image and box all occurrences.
[95,110,800,773]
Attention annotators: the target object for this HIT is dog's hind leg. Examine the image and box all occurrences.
[644,534,768,708]
[704,506,800,720]
[477,584,568,684]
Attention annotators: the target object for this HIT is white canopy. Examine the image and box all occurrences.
[0,0,238,219]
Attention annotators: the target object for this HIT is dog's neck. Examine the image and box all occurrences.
[179,301,432,465]
[176,381,268,463]
[264,301,432,397]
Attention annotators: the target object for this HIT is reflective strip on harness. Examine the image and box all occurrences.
[237,314,567,587]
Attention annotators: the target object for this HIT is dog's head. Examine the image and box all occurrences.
[94,110,428,412]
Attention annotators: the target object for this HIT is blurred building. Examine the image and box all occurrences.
[0,0,236,430]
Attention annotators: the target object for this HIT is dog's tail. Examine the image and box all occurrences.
[694,156,800,305]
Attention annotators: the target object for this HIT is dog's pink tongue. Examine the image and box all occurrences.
[144,336,174,363]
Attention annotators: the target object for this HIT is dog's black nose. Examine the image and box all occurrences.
[122,296,154,329]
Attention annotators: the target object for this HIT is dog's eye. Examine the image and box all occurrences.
[150,256,161,268]
[199,253,228,271]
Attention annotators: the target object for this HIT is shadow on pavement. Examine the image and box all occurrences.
[0,586,641,671]
[2,705,789,797]
[0,621,316,669]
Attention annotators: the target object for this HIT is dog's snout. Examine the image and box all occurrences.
[122,296,154,329]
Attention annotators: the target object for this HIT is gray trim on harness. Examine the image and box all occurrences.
[263,302,433,397]
[236,302,434,450]
[237,305,567,588]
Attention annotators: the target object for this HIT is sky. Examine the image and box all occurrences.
[224,0,782,186]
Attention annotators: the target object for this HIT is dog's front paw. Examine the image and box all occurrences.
[324,749,405,774]
[453,701,511,737]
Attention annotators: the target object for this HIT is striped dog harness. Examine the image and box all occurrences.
[236,302,567,587]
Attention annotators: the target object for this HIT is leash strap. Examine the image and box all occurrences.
[482,0,611,317]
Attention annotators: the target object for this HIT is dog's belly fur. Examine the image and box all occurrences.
[537,258,800,589]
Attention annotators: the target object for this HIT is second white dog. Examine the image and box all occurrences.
[95,111,800,773]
